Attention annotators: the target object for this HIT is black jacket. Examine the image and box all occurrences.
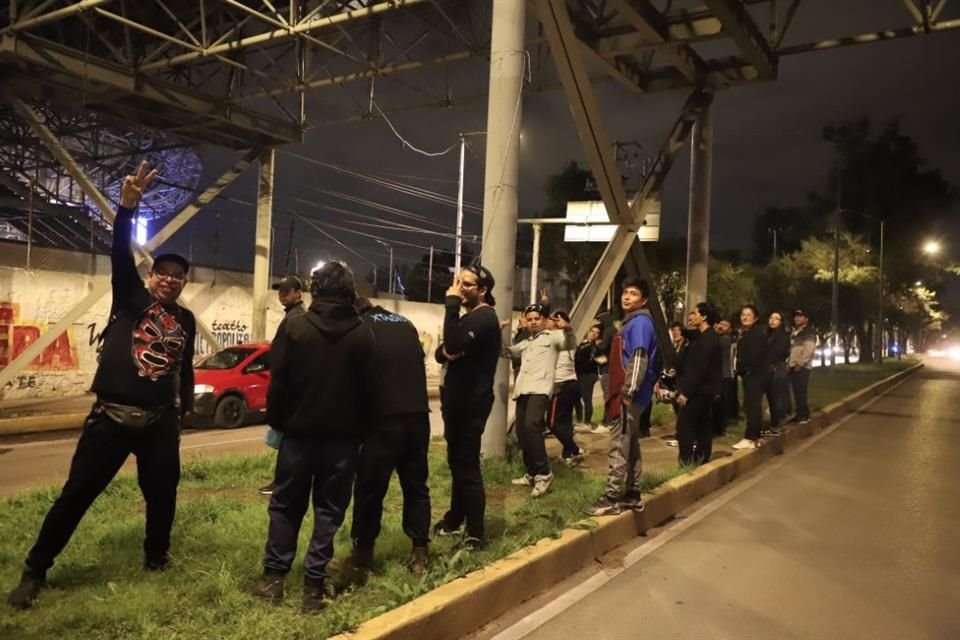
[677,326,723,397]
[574,339,600,376]
[595,312,616,374]
[735,324,770,377]
[91,206,196,412]
[767,327,790,369]
[361,305,429,417]
[266,299,375,438]
[438,296,501,411]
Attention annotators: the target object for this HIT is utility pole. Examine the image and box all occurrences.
[529,223,542,303]
[684,99,713,313]
[830,165,842,367]
[427,244,435,302]
[26,179,33,269]
[252,149,275,342]
[455,134,465,274]
[480,0,525,458]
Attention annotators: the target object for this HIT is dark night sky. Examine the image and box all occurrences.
[165,0,960,279]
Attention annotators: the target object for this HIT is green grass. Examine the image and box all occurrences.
[0,445,690,640]
[722,358,918,441]
[589,400,673,426]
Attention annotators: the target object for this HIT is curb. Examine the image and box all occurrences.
[0,412,89,435]
[331,362,923,640]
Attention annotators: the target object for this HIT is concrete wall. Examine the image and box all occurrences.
[0,242,518,399]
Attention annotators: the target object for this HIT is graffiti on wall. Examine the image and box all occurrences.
[0,302,78,371]
[195,319,253,358]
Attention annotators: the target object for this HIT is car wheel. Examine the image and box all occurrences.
[214,396,247,429]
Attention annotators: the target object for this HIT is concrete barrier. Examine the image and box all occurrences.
[331,361,923,640]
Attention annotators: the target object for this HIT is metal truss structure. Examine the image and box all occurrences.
[0,0,957,394]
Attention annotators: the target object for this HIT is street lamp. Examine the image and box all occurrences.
[922,240,941,255]
[376,240,394,295]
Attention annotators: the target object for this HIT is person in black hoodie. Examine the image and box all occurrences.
[345,298,431,576]
[675,303,723,466]
[764,311,791,435]
[9,162,196,610]
[733,305,769,450]
[434,265,501,548]
[574,325,602,429]
[246,261,375,612]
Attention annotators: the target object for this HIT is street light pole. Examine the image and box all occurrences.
[455,134,465,274]
[530,223,542,304]
[830,163,843,367]
[877,218,885,364]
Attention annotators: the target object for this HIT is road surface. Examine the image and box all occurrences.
[477,357,960,640]
[0,398,448,498]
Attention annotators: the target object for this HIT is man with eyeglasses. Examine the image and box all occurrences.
[9,162,197,610]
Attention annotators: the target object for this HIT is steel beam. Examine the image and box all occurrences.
[778,19,960,55]
[138,0,429,72]
[0,33,302,147]
[703,0,777,78]
[608,0,706,82]
[3,0,117,32]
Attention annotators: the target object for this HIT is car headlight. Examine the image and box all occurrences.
[194,384,215,394]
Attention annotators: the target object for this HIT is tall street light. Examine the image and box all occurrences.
[923,240,942,255]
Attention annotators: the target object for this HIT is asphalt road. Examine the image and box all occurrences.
[480,357,960,640]
[0,398,448,499]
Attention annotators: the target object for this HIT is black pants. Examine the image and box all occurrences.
[742,372,770,440]
[677,395,713,466]
[711,392,726,436]
[765,365,789,427]
[723,377,739,421]
[789,367,812,420]
[263,435,358,582]
[549,381,582,458]
[352,413,431,550]
[25,404,180,575]
[577,373,599,425]
[515,394,552,477]
[441,401,491,540]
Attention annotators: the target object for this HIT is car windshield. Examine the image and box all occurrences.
[196,347,256,370]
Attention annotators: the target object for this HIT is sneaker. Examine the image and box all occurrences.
[585,495,621,517]
[732,438,758,450]
[301,578,329,613]
[590,425,612,435]
[664,438,679,447]
[561,449,587,467]
[258,482,276,496]
[511,474,535,487]
[432,520,461,537]
[144,554,170,572]
[407,546,429,576]
[245,572,285,602]
[618,492,645,512]
[460,536,485,551]
[7,570,45,610]
[531,472,554,498]
[798,417,810,424]
[574,423,594,434]
[761,427,782,437]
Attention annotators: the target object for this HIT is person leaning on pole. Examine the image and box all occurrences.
[9,162,196,610]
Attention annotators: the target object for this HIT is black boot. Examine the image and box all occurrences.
[407,546,429,576]
[7,569,45,610]
[144,553,170,572]
[301,577,328,613]
[244,571,285,603]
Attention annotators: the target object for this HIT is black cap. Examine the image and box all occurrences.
[793,309,808,317]
[152,253,190,274]
[272,275,303,291]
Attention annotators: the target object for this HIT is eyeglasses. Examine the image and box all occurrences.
[460,281,479,289]
[153,270,186,282]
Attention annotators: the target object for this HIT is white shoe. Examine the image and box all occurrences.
[531,472,554,498]
[590,425,612,435]
[511,474,534,487]
[574,423,593,434]
[561,449,587,467]
[732,438,758,450]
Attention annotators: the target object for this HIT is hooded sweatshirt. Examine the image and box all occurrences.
[266,298,375,438]
[360,305,429,417]
[606,308,658,418]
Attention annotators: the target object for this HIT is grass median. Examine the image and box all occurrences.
[0,441,692,640]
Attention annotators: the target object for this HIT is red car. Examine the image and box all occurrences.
[192,342,271,428]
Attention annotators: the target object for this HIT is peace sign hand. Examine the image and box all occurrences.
[119,161,159,209]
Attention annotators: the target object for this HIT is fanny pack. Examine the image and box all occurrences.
[100,402,166,428]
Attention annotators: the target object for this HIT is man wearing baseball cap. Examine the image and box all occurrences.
[788,309,817,424]
[258,275,307,496]
[9,162,196,609]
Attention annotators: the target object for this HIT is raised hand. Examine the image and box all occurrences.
[446,276,463,299]
[119,160,159,209]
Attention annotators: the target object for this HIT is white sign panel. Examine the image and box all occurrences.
[563,200,661,243]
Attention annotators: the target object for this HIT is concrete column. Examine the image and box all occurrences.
[252,149,275,342]
[529,223,542,304]
[685,100,713,313]
[480,0,525,458]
